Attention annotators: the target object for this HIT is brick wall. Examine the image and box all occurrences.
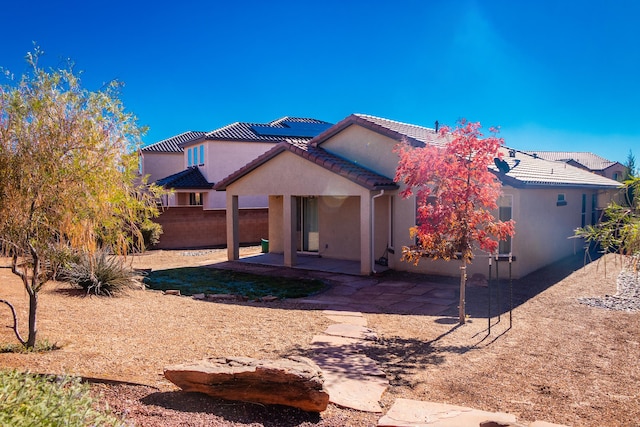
[153,207,268,249]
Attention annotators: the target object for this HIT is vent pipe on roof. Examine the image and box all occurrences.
[508,149,516,158]
[435,120,439,133]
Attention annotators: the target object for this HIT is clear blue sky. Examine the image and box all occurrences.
[1,0,638,163]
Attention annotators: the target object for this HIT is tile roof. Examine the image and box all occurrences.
[214,140,398,192]
[155,167,213,190]
[194,117,333,146]
[311,113,446,148]
[215,114,621,193]
[492,148,622,189]
[141,131,206,153]
[523,151,619,171]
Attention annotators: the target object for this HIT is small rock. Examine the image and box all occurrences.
[192,293,206,300]
[164,290,181,296]
[261,295,278,302]
[206,294,239,301]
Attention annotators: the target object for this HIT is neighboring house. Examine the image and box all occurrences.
[152,116,332,209]
[140,117,332,249]
[524,151,626,181]
[139,131,206,184]
[215,114,622,278]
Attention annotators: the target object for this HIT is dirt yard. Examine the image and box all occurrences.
[0,249,638,426]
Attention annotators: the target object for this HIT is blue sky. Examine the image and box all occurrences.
[1,0,638,163]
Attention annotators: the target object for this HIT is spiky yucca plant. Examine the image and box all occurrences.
[59,249,140,296]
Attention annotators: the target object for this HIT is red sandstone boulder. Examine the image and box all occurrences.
[164,356,329,412]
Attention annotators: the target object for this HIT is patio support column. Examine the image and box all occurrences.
[360,194,373,275]
[283,195,297,267]
[226,194,239,261]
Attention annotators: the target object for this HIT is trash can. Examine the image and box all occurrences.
[261,238,269,253]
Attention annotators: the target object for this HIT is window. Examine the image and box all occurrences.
[498,195,513,254]
[193,146,198,165]
[581,194,587,227]
[189,192,203,206]
[591,193,598,224]
[199,145,205,165]
[556,194,567,206]
[187,148,193,167]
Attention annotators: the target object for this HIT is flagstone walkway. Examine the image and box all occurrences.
[213,260,569,426]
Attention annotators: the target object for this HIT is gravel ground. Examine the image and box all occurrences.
[1,250,639,426]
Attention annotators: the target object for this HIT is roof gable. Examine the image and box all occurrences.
[310,114,446,148]
[141,131,206,153]
[214,140,398,192]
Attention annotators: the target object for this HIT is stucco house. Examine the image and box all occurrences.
[139,131,206,185]
[215,114,622,278]
[147,117,332,209]
[139,117,332,249]
[524,151,627,181]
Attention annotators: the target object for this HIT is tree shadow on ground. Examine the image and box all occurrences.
[284,325,473,388]
[463,249,604,319]
[140,391,321,427]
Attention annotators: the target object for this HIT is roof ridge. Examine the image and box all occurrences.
[354,113,436,132]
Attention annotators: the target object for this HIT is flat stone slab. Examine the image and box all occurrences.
[324,323,377,340]
[325,315,368,326]
[309,347,388,413]
[322,310,364,317]
[311,334,371,351]
[378,399,517,427]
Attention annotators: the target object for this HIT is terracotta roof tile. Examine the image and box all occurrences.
[493,148,621,188]
[155,167,213,190]
[311,113,446,148]
[141,131,206,153]
[522,151,619,171]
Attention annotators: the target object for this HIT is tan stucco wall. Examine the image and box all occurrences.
[318,196,361,260]
[141,152,183,184]
[386,186,619,279]
[320,125,400,178]
[227,151,371,197]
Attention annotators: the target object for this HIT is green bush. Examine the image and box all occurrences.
[0,370,124,426]
[140,218,163,249]
[58,249,140,296]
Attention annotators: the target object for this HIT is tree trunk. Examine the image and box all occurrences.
[26,291,38,348]
[459,263,466,324]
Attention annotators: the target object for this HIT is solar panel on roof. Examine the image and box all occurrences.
[251,121,332,138]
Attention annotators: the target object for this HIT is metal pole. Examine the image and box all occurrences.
[488,255,492,335]
[509,253,513,328]
[496,253,501,323]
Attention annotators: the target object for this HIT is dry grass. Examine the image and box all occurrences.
[0,249,638,426]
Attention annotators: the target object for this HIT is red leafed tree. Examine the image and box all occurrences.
[394,119,515,324]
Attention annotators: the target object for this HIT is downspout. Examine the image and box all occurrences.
[371,190,385,274]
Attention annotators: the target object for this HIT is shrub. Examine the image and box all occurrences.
[140,218,163,249]
[0,370,124,426]
[58,249,141,296]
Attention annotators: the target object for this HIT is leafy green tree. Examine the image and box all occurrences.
[394,120,515,324]
[623,150,637,181]
[576,176,640,269]
[0,48,161,348]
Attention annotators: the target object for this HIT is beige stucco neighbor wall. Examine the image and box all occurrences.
[177,140,278,210]
[141,152,183,184]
